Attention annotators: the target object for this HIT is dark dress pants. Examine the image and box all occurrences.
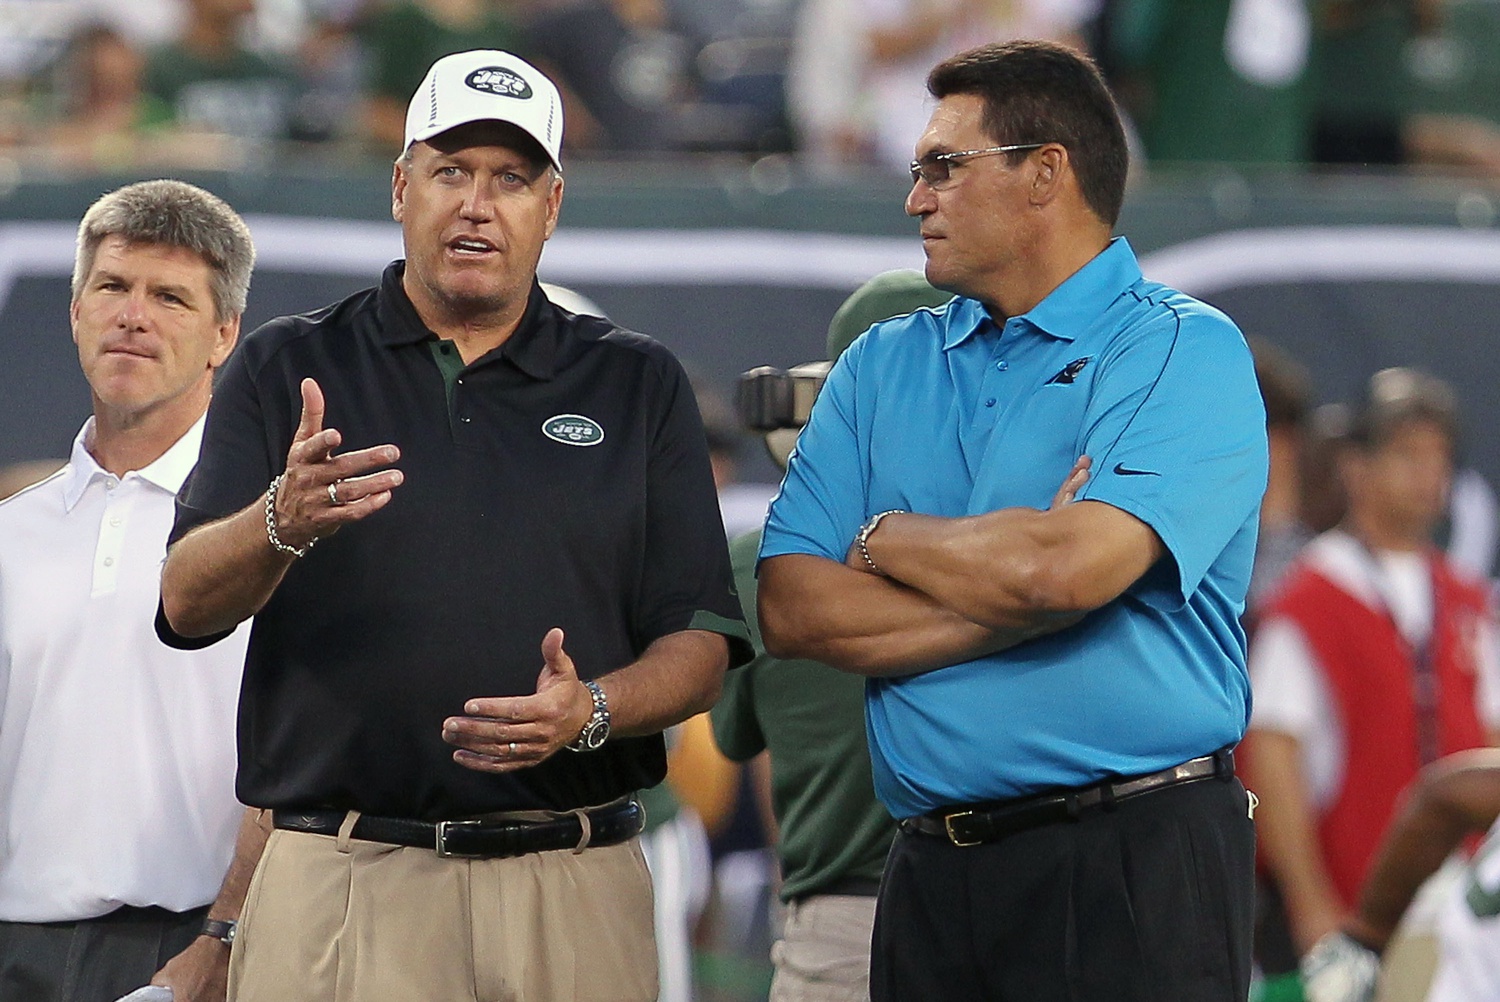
[871,776,1256,1002]
[0,904,206,1002]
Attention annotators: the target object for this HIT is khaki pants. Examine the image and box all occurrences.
[229,823,658,1002]
[770,894,877,1002]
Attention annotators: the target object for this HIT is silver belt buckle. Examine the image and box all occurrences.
[434,819,485,858]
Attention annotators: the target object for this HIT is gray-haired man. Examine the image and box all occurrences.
[0,179,262,1002]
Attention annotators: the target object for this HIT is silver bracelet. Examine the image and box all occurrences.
[856,509,905,575]
[265,474,315,558]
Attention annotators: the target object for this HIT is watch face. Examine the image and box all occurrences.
[581,718,610,750]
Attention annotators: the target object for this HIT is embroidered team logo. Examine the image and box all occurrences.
[465,68,533,100]
[542,414,605,446]
[1046,356,1093,385]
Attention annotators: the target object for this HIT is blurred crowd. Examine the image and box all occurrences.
[3,0,1500,176]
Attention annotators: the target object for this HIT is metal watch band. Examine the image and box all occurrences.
[566,679,610,752]
[856,509,906,575]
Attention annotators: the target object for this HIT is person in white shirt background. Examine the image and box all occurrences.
[0,178,263,1002]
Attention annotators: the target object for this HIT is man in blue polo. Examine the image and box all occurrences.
[757,41,1268,1001]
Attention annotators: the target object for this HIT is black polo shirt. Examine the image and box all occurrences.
[159,262,751,820]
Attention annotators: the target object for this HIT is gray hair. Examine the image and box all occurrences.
[72,179,255,322]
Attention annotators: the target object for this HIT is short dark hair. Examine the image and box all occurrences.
[1348,367,1459,453]
[927,40,1129,226]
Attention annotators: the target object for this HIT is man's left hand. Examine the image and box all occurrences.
[843,455,1091,571]
[443,628,595,772]
[149,934,229,1002]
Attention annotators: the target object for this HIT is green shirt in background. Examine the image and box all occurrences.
[361,2,523,103]
[711,531,893,904]
[1110,0,1312,164]
[143,44,297,138]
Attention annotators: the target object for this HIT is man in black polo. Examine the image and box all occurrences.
[157,49,750,1002]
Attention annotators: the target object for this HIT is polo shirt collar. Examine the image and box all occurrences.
[374,261,561,380]
[61,414,207,512]
[942,236,1143,350]
[1020,236,1142,342]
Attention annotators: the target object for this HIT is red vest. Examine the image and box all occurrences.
[1261,554,1490,906]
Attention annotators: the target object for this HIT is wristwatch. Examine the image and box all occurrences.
[201,917,237,946]
[566,679,611,752]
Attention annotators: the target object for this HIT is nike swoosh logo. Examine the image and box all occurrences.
[1113,463,1160,477]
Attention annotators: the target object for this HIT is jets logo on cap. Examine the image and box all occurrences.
[465,67,533,99]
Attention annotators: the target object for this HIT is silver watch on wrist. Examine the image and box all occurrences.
[566,679,611,752]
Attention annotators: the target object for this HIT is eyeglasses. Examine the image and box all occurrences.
[909,143,1048,188]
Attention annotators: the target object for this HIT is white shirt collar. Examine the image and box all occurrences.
[1302,528,1429,613]
[60,414,207,512]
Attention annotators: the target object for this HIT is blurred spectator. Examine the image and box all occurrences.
[789,0,1097,171]
[1300,749,1500,1002]
[1249,335,1315,611]
[1301,402,1353,536]
[359,0,522,151]
[142,0,299,141]
[1313,0,1500,176]
[1302,747,1500,1002]
[1242,368,1500,961]
[33,24,155,169]
[285,10,365,144]
[1103,0,1314,165]
[522,0,676,152]
[1312,0,1431,166]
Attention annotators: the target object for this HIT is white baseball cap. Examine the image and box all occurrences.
[403,50,564,170]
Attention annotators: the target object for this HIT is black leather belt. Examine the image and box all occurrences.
[900,749,1234,848]
[272,796,644,859]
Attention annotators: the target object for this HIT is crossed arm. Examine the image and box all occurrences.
[759,459,1165,676]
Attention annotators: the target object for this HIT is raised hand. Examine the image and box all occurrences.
[268,378,404,553]
[441,628,596,773]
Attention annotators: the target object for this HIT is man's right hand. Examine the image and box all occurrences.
[269,378,403,552]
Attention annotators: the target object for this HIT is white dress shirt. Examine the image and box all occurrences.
[0,416,248,922]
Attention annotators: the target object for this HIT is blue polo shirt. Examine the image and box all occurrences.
[760,238,1268,819]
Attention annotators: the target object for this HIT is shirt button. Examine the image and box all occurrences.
[985,397,997,408]
[103,557,115,567]
[456,378,464,385]
[109,516,122,528]
[461,416,473,423]
[105,480,117,491]
[996,360,1008,371]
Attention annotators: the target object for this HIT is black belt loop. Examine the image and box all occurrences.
[1097,782,1118,813]
[1214,746,1235,781]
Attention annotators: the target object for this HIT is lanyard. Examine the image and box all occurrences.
[1353,540,1443,767]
